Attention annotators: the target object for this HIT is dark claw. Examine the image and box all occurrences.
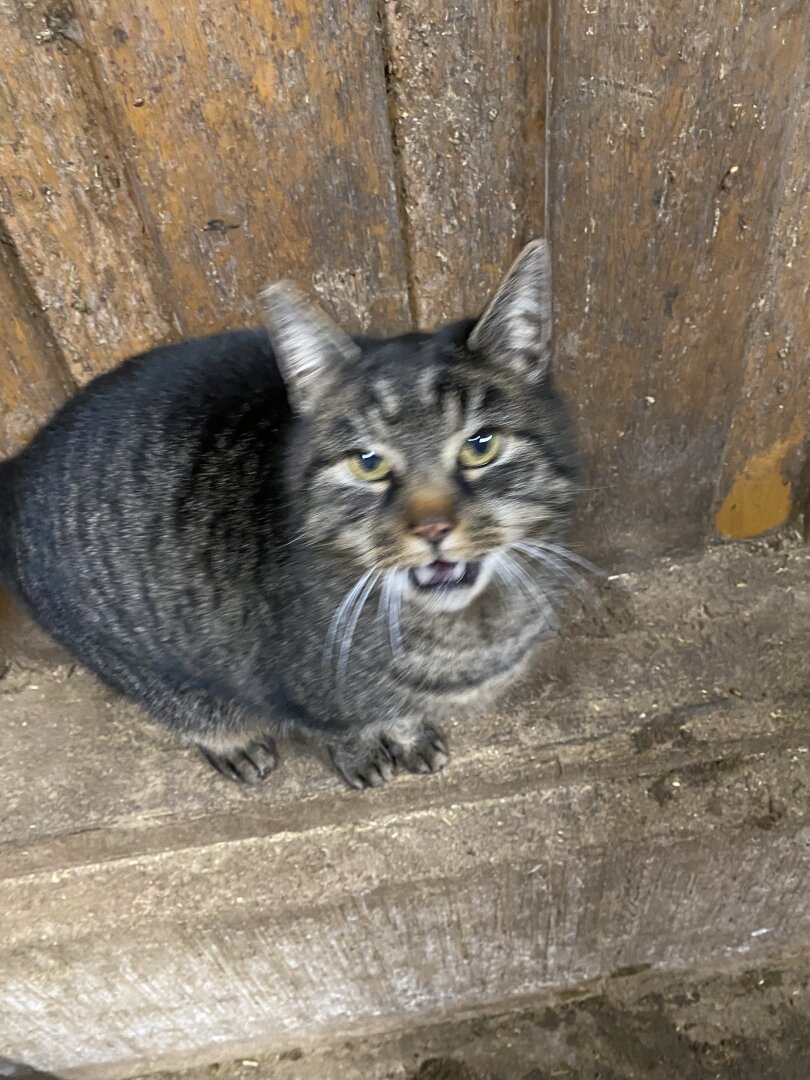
[387,724,449,775]
[198,737,277,784]
[332,742,395,790]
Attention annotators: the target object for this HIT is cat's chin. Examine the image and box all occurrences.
[406,557,491,612]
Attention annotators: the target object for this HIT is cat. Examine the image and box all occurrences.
[0,240,580,788]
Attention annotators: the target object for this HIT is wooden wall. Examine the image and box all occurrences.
[0,0,807,565]
[550,0,810,559]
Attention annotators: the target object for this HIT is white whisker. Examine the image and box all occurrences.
[513,541,582,589]
[389,570,406,662]
[324,567,376,671]
[507,552,559,629]
[521,539,604,577]
[377,570,406,663]
[491,551,522,603]
[336,568,381,691]
[494,550,559,631]
[276,529,308,551]
[377,572,392,624]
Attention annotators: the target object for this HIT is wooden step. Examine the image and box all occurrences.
[1,538,809,1076]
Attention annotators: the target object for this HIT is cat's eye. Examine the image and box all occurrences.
[348,450,392,482]
[458,430,502,468]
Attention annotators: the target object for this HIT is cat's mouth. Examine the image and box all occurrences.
[409,559,480,590]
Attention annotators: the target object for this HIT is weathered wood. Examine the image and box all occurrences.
[2,542,809,1071]
[549,0,810,563]
[0,1,174,382]
[382,0,548,327]
[0,232,72,458]
[714,85,809,539]
[2,0,808,560]
[75,0,410,336]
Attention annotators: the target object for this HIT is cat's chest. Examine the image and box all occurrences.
[393,611,542,695]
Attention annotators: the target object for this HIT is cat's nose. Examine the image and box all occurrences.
[411,518,454,544]
[406,488,458,545]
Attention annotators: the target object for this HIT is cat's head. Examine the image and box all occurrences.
[261,241,579,614]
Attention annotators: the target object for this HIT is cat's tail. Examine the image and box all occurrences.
[0,457,18,588]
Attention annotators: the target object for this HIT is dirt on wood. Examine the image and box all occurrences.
[1,533,808,1076]
[124,954,810,1080]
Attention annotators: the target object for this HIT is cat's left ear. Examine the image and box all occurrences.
[260,282,361,414]
[467,239,553,379]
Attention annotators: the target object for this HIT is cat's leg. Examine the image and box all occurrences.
[81,641,277,783]
[326,717,448,790]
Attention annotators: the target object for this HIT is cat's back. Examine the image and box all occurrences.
[4,328,288,610]
[12,327,284,491]
[22,327,282,459]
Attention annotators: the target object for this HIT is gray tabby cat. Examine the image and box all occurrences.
[0,240,579,788]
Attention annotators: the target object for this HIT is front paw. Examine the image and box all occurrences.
[384,722,449,775]
[198,736,277,784]
[329,739,396,790]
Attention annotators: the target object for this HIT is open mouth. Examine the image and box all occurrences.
[409,559,480,590]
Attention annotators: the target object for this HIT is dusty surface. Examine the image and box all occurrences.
[128,953,810,1080]
[2,534,809,846]
[1,535,809,1075]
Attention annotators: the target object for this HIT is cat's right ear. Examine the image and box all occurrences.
[260,282,360,414]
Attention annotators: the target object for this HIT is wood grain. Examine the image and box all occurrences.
[714,75,809,539]
[0,232,72,459]
[0,1,174,382]
[1,0,808,558]
[381,0,548,327]
[549,0,810,562]
[75,0,410,336]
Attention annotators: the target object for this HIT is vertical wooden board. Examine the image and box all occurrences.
[714,90,809,540]
[548,0,809,563]
[0,235,72,459]
[76,0,410,336]
[0,1,175,383]
[382,0,548,327]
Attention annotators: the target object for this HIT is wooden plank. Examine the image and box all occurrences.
[0,1,175,382]
[75,0,410,335]
[714,88,809,539]
[0,231,72,459]
[548,0,809,563]
[382,0,548,327]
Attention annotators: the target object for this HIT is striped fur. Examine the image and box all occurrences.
[0,242,580,788]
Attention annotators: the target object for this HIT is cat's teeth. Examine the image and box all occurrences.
[413,560,467,587]
[414,565,437,586]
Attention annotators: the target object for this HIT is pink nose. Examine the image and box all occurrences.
[411,519,453,544]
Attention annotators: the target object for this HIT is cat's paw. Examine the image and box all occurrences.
[198,736,278,784]
[384,723,449,775]
[329,739,396,790]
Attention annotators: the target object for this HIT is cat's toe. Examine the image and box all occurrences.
[386,725,449,775]
[331,743,395,790]
[199,737,277,784]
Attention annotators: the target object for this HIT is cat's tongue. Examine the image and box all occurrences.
[413,560,466,587]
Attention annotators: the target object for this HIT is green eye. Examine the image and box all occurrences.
[458,430,502,468]
[348,450,392,482]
